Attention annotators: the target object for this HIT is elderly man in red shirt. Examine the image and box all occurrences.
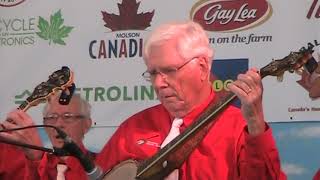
[96,21,287,180]
[1,93,95,180]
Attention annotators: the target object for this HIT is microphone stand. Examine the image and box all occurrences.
[57,129,103,180]
[0,135,68,156]
[0,125,103,179]
[0,125,72,156]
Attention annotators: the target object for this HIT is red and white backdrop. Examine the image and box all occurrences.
[1,1,320,178]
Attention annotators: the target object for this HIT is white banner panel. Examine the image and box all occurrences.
[0,0,319,128]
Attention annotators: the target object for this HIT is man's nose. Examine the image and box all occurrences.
[152,72,168,88]
[55,117,65,127]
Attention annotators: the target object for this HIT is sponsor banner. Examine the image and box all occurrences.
[1,2,320,179]
[0,0,319,129]
[0,0,25,7]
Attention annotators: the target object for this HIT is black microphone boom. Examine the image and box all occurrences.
[58,131,103,180]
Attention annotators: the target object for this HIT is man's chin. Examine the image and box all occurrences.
[162,101,178,109]
[161,97,181,105]
[163,102,187,117]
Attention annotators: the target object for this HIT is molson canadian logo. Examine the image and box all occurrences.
[89,0,154,60]
[190,0,272,32]
[0,0,25,7]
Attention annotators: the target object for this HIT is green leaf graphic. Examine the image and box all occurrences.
[37,10,73,45]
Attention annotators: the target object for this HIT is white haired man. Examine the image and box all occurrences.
[96,21,286,180]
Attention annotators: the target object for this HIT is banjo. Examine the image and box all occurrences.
[102,47,314,180]
[1,66,75,130]
[17,66,75,112]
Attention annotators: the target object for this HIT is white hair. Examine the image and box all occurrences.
[143,21,214,68]
[42,93,91,118]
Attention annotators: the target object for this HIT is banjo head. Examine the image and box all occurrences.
[102,159,138,180]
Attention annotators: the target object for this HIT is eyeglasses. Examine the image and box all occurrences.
[142,58,198,82]
[43,113,86,124]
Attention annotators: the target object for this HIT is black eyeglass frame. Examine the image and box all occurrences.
[43,113,86,124]
[141,57,198,82]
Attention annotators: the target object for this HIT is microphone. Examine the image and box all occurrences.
[56,128,103,180]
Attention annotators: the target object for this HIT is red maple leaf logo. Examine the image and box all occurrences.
[101,0,154,31]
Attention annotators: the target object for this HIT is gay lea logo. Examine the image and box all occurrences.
[0,0,25,7]
[307,0,320,19]
[89,0,154,60]
[37,10,73,45]
[190,0,272,32]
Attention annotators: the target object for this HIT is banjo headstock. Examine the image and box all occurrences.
[18,66,74,111]
[260,47,314,81]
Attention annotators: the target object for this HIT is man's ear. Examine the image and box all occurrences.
[83,118,92,134]
[198,57,209,81]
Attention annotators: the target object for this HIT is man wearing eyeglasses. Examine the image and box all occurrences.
[1,93,94,180]
[96,21,286,179]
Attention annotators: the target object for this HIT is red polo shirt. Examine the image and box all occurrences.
[25,144,95,180]
[0,143,27,180]
[96,93,286,179]
[314,169,320,180]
